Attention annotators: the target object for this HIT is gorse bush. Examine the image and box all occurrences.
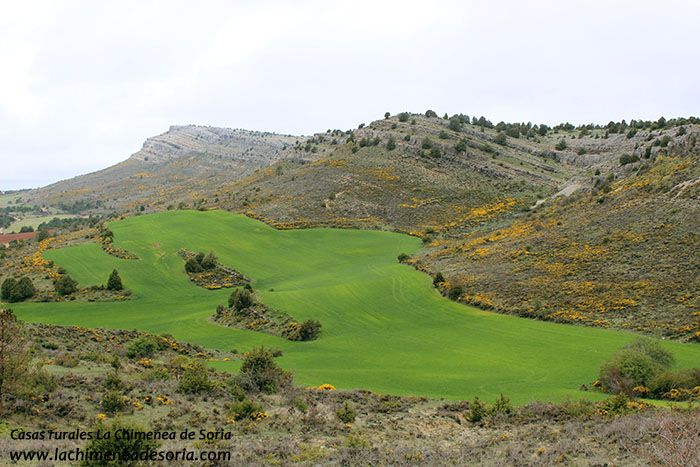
[177,361,213,394]
[228,398,264,421]
[232,347,292,394]
[336,401,357,423]
[101,391,126,414]
[126,337,158,359]
[185,251,217,273]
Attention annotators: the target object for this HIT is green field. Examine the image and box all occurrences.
[3,214,77,233]
[8,210,700,403]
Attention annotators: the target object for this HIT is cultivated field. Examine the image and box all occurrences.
[10,210,700,403]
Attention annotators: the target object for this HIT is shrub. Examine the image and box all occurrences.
[384,112,390,119]
[439,130,450,139]
[454,140,467,153]
[467,396,487,423]
[1,278,17,302]
[421,138,433,149]
[599,348,662,395]
[228,398,264,421]
[398,112,410,122]
[184,257,203,273]
[229,289,254,311]
[2,277,35,302]
[555,139,567,150]
[447,286,463,300]
[494,132,507,145]
[649,371,695,398]
[386,137,396,151]
[433,272,445,286]
[233,347,291,394]
[491,394,512,415]
[397,253,410,263]
[296,320,321,341]
[54,275,78,296]
[336,401,357,423]
[448,117,462,132]
[425,109,437,118]
[623,339,674,369]
[19,226,34,233]
[177,361,213,394]
[200,252,218,270]
[126,337,158,358]
[106,269,123,291]
[81,420,159,467]
[619,154,639,165]
[101,391,126,414]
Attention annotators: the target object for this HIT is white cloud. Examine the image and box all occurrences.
[0,0,698,189]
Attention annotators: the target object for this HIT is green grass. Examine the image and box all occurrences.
[4,214,77,233]
[8,210,700,403]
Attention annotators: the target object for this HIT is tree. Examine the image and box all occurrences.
[296,320,322,341]
[200,252,218,270]
[425,109,437,118]
[54,275,78,296]
[229,289,254,311]
[384,112,390,119]
[0,309,30,413]
[555,139,568,150]
[386,137,396,151]
[454,140,467,153]
[15,277,35,301]
[106,269,123,291]
[494,132,507,145]
[1,278,18,302]
[185,257,203,273]
[397,112,410,122]
[448,116,463,132]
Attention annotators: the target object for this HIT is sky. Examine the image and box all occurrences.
[1,0,698,190]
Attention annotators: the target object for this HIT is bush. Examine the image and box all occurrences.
[467,396,487,422]
[623,339,674,369]
[397,112,410,122]
[184,257,203,273]
[447,286,463,300]
[80,420,159,467]
[336,401,357,423]
[296,320,321,341]
[619,154,640,165]
[177,361,213,394]
[421,138,433,149]
[454,140,467,153]
[555,139,567,150]
[433,272,445,286]
[649,371,695,398]
[599,347,665,395]
[229,289,254,311]
[397,253,410,262]
[494,132,507,145]
[54,275,78,296]
[228,398,264,421]
[233,347,291,394]
[491,394,512,415]
[101,391,126,414]
[2,277,35,302]
[126,337,158,358]
[386,137,396,151]
[448,117,462,132]
[200,252,218,270]
[106,269,123,291]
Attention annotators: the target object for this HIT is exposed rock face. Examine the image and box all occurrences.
[130,125,298,164]
[25,125,305,211]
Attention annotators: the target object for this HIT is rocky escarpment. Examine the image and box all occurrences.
[24,125,308,212]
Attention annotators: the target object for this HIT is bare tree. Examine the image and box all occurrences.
[0,309,29,413]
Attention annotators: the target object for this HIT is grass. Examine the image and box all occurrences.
[8,210,700,403]
[4,214,77,233]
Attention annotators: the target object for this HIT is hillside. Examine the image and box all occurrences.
[13,113,700,340]
[24,125,304,212]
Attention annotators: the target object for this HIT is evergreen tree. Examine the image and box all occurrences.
[107,269,123,291]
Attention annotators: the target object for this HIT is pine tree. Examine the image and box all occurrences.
[107,269,123,291]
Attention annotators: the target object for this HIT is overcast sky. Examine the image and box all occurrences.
[1,0,698,190]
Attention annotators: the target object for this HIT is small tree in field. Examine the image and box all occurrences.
[106,269,123,291]
[54,275,78,296]
[0,309,30,413]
